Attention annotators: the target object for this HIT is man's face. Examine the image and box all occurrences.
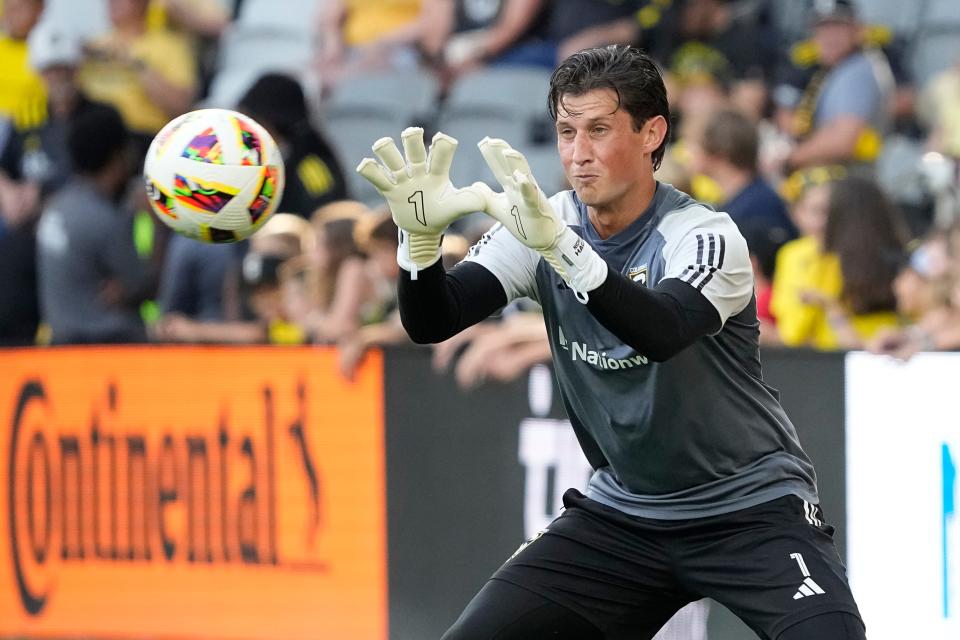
[813,20,859,67]
[3,0,42,41]
[41,66,78,106]
[108,0,148,27]
[556,88,656,211]
[791,183,831,243]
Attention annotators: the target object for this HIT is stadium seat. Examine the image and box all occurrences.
[35,0,108,41]
[910,30,960,87]
[322,69,441,205]
[235,0,316,32]
[205,23,315,109]
[875,133,927,207]
[438,66,555,188]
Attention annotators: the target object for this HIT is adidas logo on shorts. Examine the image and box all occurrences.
[790,552,826,600]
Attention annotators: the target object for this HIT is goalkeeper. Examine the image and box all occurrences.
[358,45,865,640]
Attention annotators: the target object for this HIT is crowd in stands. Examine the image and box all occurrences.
[0,0,959,388]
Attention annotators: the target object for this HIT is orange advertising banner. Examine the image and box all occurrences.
[0,346,387,639]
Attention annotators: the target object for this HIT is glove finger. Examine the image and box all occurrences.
[477,137,514,186]
[356,157,395,192]
[427,132,459,178]
[515,170,543,211]
[372,136,407,173]
[401,127,428,175]
[503,149,533,178]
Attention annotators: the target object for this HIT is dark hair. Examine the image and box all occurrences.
[548,45,670,170]
[367,211,398,247]
[67,102,128,174]
[238,73,308,140]
[824,176,910,315]
[701,109,758,172]
[318,217,364,308]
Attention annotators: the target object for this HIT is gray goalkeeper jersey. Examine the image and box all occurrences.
[464,183,818,519]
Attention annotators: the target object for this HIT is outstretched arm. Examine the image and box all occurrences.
[357,128,505,342]
[398,260,507,344]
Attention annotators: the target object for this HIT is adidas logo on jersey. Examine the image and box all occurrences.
[790,552,826,600]
[558,326,649,370]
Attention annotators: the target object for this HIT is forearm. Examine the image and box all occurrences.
[140,68,195,118]
[586,272,721,362]
[419,0,454,58]
[786,117,864,170]
[398,260,507,344]
[481,0,544,58]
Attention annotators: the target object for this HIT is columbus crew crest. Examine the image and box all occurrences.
[628,265,648,286]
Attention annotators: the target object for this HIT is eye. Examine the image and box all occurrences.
[592,126,608,136]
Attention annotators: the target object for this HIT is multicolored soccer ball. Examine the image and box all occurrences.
[144,108,285,243]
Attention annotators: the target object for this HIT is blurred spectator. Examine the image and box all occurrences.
[1,24,93,226]
[238,73,348,218]
[147,0,233,99]
[659,0,772,123]
[336,208,408,380]
[771,175,907,350]
[148,0,231,39]
[300,202,375,343]
[781,0,893,174]
[421,0,547,84]
[0,0,46,131]
[775,14,916,137]
[429,305,549,390]
[156,235,238,322]
[78,0,197,149]
[156,252,305,344]
[36,102,153,344]
[0,23,95,346]
[553,0,661,64]
[869,233,957,359]
[316,0,424,90]
[690,108,797,341]
[155,214,312,344]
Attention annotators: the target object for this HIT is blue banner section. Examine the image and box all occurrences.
[944,443,956,619]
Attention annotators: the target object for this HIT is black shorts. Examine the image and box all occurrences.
[491,490,864,640]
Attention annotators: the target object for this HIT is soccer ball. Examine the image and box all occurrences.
[144,108,285,243]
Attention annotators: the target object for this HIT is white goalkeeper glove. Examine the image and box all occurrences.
[357,127,485,277]
[477,137,607,303]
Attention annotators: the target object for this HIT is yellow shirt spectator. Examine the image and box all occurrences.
[0,34,46,130]
[78,28,196,136]
[343,0,421,46]
[771,236,899,350]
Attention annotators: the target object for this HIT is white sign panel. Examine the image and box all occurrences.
[846,352,960,640]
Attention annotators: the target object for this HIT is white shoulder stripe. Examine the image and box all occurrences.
[548,190,582,226]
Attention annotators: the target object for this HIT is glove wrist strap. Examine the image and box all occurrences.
[541,226,608,304]
[397,229,443,279]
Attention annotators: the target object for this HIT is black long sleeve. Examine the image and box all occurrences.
[586,270,722,362]
[397,261,508,344]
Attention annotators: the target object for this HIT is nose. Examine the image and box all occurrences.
[571,132,593,166]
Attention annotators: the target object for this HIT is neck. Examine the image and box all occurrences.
[708,164,755,204]
[50,95,79,120]
[587,172,657,239]
[116,20,146,39]
[711,4,732,32]
[89,170,121,200]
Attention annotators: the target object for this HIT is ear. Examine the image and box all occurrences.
[642,115,669,157]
